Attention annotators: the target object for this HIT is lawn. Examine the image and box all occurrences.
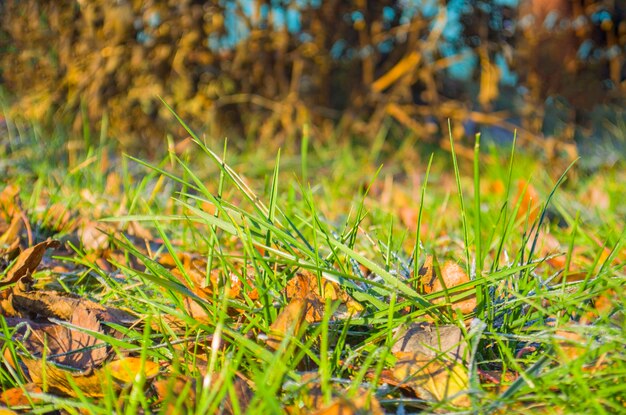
[0,112,625,414]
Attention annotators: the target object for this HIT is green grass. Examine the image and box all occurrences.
[0,113,625,414]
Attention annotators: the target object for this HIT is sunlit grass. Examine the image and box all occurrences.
[0,113,625,413]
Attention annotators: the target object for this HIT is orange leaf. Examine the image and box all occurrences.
[554,330,587,362]
[312,395,384,415]
[0,383,42,406]
[419,257,476,315]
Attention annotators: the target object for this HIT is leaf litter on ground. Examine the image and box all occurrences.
[0,122,624,413]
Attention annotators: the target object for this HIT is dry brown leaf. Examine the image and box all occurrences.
[220,373,254,415]
[286,271,363,322]
[533,230,564,269]
[0,290,18,317]
[418,257,476,315]
[290,374,384,415]
[16,355,160,399]
[104,171,123,198]
[0,239,60,288]
[265,298,309,350]
[13,307,108,370]
[582,177,610,210]
[10,288,135,326]
[40,203,76,234]
[161,252,248,323]
[393,323,466,361]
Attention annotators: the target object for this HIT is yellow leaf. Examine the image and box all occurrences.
[393,351,470,407]
[22,358,104,398]
[108,357,160,383]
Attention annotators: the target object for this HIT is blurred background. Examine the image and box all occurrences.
[0,0,624,166]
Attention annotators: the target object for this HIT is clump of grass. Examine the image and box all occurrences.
[0,108,624,413]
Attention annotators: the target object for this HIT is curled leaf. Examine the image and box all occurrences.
[0,239,60,288]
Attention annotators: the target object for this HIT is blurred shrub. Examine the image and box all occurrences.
[0,0,624,150]
[514,0,625,134]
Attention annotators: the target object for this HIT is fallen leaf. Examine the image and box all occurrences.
[108,357,160,383]
[392,322,470,407]
[0,239,60,288]
[265,298,308,350]
[10,289,136,326]
[286,271,363,322]
[15,354,162,399]
[13,306,108,369]
[159,251,252,323]
[154,372,252,414]
[290,373,384,415]
[418,257,476,315]
[393,323,466,361]
[393,351,470,407]
[22,357,104,397]
[220,373,254,415]
[311,394,384,415]
[0,383,43,406]
[582,177,610,210]
[40,203,76,234]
